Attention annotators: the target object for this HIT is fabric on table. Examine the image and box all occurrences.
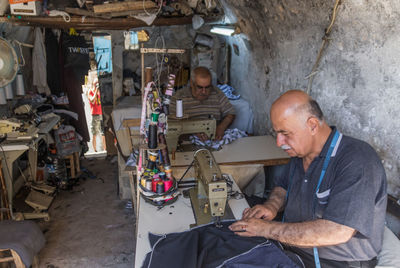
[189,128,248,150]
[217,84,241,100]
[0,220,45,267]
[142,221,299,268]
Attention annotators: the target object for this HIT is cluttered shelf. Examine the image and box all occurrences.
[0,15,197,30]
[0,0,223,30]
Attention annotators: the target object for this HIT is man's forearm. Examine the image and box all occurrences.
[262,219,355,247]
[218,114,235,131]
[264,187,286,215]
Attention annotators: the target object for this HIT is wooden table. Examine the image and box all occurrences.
[170,135,290,167]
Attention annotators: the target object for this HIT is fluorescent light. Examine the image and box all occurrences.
[210,26,238,36]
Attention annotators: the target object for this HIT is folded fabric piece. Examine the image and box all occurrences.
[142,221,299,268]
[217,84,241,100]
[0,220,46,267]
[190,128,248,150]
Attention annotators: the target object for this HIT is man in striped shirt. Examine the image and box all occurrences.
[170,66,235,140]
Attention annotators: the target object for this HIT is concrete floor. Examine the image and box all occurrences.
[38,158,135,268]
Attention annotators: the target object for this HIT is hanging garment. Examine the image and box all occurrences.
[32,28,51,95]
[142,221,299,268]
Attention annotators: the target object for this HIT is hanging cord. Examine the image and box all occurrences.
[306,0,342,94]
[155,34,166,89]
[141,0,163,16]
[12,39,33,67]
[46,10,71,23]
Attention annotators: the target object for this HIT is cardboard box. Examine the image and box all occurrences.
[10,0,41,15]
[9,0,34,5]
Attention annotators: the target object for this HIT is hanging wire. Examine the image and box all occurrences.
[306,0,342,94]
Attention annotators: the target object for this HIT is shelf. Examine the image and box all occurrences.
[0,14,218,30]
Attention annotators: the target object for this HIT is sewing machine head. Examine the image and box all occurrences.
[166,118,216,153]
[189,149,228,228]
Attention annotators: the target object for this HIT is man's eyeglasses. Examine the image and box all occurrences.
[195,84,212,91]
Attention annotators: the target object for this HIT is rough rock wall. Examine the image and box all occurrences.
[220,0,400,197]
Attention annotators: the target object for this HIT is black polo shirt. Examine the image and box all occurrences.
[275,127,387,261]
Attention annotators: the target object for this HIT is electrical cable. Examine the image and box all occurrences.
[177,160,194,184]
[306,0,342,94]
[142,0,163,16]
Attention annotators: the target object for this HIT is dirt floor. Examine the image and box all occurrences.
[37,157,135,268]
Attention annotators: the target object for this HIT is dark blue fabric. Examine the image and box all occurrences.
[142,221,299,268]
[222,241,299,268]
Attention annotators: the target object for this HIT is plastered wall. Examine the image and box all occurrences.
[220,0,400,198]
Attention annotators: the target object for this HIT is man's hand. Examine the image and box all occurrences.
[242,204,277,221]
[215,125,225,140]
[196,133,209,142]
[229,218,269,237]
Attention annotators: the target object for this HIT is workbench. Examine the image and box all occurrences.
[0,115,60,218]
[171,135,290,167]
[134,174,249,268]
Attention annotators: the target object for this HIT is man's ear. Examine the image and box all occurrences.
[307,117,319,135]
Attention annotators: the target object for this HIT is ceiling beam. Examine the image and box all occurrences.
[0,15,200,30]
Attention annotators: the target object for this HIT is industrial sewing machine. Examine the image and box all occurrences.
[189,149,234,228]
[0,119,38,140]
[166,118,216,158]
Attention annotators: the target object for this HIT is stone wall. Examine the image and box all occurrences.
[220,0,400,197]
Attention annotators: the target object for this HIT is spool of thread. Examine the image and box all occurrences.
[147,160,156,170]
[164,166,173,179]
[149,172,155,177]
[148,123,158,149]
[158,133,171,166]
[159,172,166,181]
[5,84,13,100]
[145,178,153,191]
[156,181,165,194]
[148,151,158,162]
[164,179,173,192]
[16,74,25,96]
[162,104,169,116]
[0,88,6,105]
[176,99,183,118]
[152,178,161,192]
[151,111,160,123]
[141,176,148,187]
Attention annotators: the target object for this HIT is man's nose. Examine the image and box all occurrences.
[276,133,285,147]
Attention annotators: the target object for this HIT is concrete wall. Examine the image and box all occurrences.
[219,0,400,198]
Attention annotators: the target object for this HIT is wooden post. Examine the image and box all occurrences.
[0,163,11,220]
[111,31,124,107]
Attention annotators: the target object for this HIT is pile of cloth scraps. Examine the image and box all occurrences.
[217,84,241,100]
[190,128,248,150]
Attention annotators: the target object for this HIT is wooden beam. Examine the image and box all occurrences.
[0,15,196,30]
[93,1,156,14]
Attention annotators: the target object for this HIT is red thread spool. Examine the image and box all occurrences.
[152,178,161,192]
[164,179,173,192]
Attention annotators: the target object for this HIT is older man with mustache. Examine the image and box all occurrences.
[229,90,387,268]
[170,66,235,141]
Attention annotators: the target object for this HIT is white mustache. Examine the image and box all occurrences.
[280,144,291,150]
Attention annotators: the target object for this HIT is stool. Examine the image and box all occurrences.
[0,249,39,268]
[64,152,81,179]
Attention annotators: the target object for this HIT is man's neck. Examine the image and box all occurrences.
[303,125,332,171]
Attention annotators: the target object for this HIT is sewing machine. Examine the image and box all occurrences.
[0,119,38,140]
[189,149,234,228]
[166,118,216,158]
